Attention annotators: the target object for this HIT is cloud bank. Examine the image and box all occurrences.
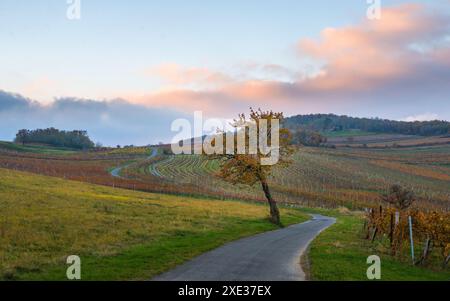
[0,90,187,146]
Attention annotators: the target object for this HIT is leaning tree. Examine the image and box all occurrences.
[208,108,293,225]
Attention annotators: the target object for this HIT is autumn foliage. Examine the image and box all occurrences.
[365,185,450,267]
[212,108,293,225]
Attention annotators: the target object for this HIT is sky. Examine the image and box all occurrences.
[1,0,450,145]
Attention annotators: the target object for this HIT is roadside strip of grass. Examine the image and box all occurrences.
[0,168,308,280]
[304,208,450,281]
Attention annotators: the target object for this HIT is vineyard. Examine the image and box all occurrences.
[366,207,449,266]
[131,145,450,210]
[1,141,449,211]
[364,185,449,270]
[0,142,266,202]
[327,133,450,148]
[121,154,265,202]
[0,144,191,197]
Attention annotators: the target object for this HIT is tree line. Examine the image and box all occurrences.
[284,114,450,136]
[14,128,95,150]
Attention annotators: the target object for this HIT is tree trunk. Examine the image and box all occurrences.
[260,179,280,225]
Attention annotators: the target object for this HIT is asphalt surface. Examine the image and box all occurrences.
[148,156,174,177]
[153,214,336,281]
[110,148,158,178]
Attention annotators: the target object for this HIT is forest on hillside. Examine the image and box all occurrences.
[14,128,95,150]
[284,114,450,136]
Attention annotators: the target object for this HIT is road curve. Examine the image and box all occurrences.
[110,148,158,178]
[153,214,335,281]
[148,155,175,178]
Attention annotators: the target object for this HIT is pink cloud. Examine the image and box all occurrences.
[296,4,446,91]
[145,63,233,88]
[126,4,450,118]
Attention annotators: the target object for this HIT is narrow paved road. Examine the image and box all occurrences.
[148,155,174,177]
[153,214,335,281]
[110,148,158,178]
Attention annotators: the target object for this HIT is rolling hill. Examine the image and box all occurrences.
[284,114,450,137]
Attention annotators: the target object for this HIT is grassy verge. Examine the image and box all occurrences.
[0,168,308,280]
[307,209,450,281]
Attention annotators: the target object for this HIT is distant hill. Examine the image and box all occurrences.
[284,114,450,137]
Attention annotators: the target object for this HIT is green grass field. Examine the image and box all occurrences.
[0,141,77,155]
[0,168,308,280]
[322,130,378,138]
